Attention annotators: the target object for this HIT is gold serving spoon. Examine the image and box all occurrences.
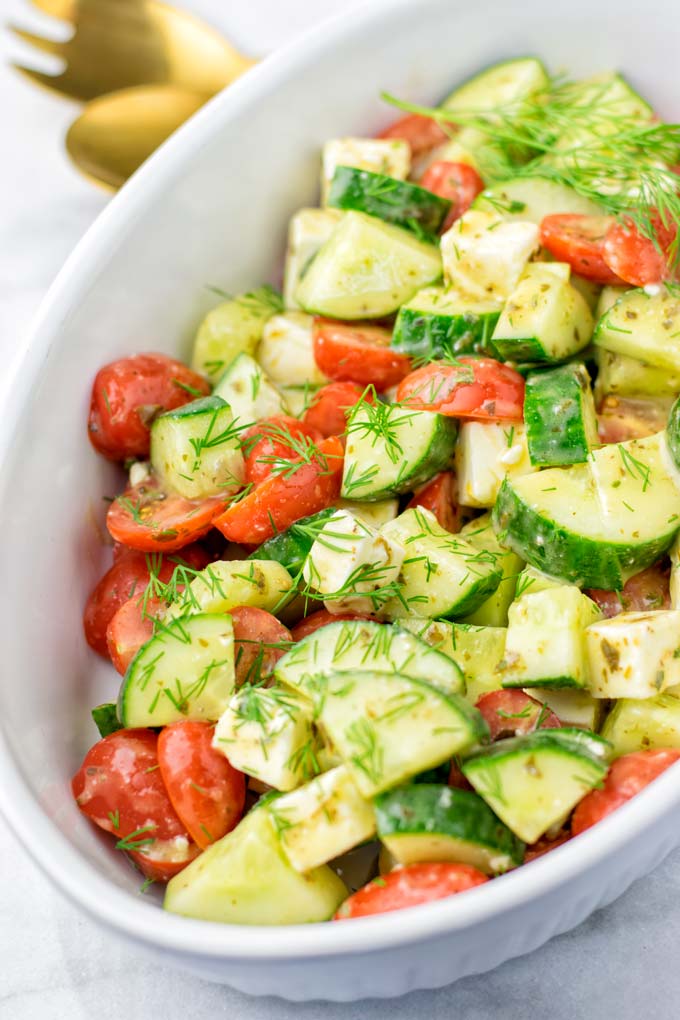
[64,83,208,189]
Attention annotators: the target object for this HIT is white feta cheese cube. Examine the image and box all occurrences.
[303,509,404,614]
[283,208,343,310]
[585,611,680,698]
[456,422,536,507]
[213,686,316,791]
[257,312,328,387]
[441,209,539,301]
[321,137,410,204]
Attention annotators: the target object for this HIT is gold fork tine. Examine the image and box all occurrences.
[10,61,79,98]
[26,0,75,22]
[7,24,68,57]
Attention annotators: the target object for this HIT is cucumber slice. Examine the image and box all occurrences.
[382,508,504,619]
[91,703,121,738]
[213,684,316,791]
[500,586,602,690]
[585,610,680,698]
[191,286,283,385]
[524,363,598,466]
[391,286,501,361]
[119,613,235,727]
[247,508,338,575]
[491,264,594,363]
[594,287,680,372]
[441,210,539,302]
[283,208,342,310]
[317,670,487,796]
[150,396,244,500]
[342,402,457,500]
[494,433,680,588]
[275,619,464,698]
[375,784,524,875]
[601,691,680,756]
[321,137,410,205]
[462,728,610,843]
[338,497,399,529]
[458,513,524,627]
[296,211,442,319]
[328,166,451,238]
[473,176,604,223]
[443,57,549,112]
[667,396,680,470]
[456,421,537,508]
[164,804,347,924]
[398,617,506,704]
[213,352,287,426]
[595,348,680,401]
[165,559,294,619]
[269,765,376,872]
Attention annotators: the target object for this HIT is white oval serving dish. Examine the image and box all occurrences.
[2,0,680,1001]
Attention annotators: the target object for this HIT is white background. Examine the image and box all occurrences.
[3,1,680,1016]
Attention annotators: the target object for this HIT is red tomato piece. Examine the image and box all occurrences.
[230,606,292,686]
[157,721,246,850]
[88,353,210,461]
[71,729,198,881]
[572,748,680,836]
[106,594,163,675]
[377,113,449,155]
[333,862,488,920]
[603,215,677,286]
[586,561,671,619]
[312,318,411,390]
[597,395,670,444]
[83,544,209,657]
[539,215,624,285]
[407,471,461,533]
[523,832,571,863]
[127,847,200,883]
[213,436,344,545]
[107,476,229,552]
[448,758,474,791]
[475,690,561,742]
[420,161,485,231]
[241,416,323,487]
[290,609,373,642]
[303,382,369,437]
[396,357,525,422]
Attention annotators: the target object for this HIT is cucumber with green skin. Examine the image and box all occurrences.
[595,347,680,401]
[91,703,121,738]
[443,57,549,112]
[524,362,598,466]
[461,727,610,843]
[601,692,680,756]
[397,617,506,704]
[342,403,457,500]
[594,287,680,372]
[473,176,604,223]
[391,286,501,361]
[374,784,525,875]
[667,396,680,471]
[247,507,338,575]
[327,166,451,239]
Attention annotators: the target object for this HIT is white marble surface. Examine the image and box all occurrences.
[2,1,680,1016]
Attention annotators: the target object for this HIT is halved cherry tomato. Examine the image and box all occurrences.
[157,721,246,850]
[303,382,369,437]
[333,862,488,919]
[107,476,229,552]
[72,729,198,881]
[291,609,373,642]
[539,215,624,285]
[377,113,449,155]
[126,846,200,883]
[88,353,210,461]
[312,318,411,390]
[214,436,344,545]
[106,594,163,675]
[586,561,671,619]
[572,748,680,836]
[83,544,208,657]
[407,471,460,533]
[603,215,677,286]
[230,606,292,686]
[397,357,525,422]
[597,395,670,444]
[448,758,474,791]
[475,690,561,741]
[241,416,323,487]
[523,832,571,863]
[419,161,485,231]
